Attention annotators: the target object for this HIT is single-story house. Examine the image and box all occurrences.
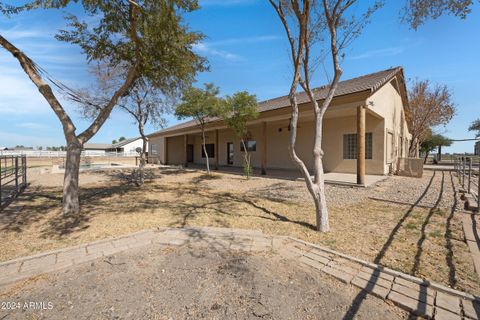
[147,67,412,183]
[84,137,147,155]
[83,143,112,153]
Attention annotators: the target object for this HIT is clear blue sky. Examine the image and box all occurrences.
[0,0,479,153]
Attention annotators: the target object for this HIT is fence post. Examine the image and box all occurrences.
[462,157,466,188]
[15,156,19,193]
[478,157,480,212]
[468,157,472,193]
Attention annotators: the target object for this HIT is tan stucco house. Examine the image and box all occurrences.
[147,67,412,181]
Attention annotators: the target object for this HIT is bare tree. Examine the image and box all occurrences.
[405,79,455,157]
[74,64,172,186]
[269,0,381,232]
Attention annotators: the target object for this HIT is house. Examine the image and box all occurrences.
[147,67,412,183]
[83,138,147,155]
[106,137,146,154]
[475,141,480,156]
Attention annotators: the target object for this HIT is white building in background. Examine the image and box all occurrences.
[83,137,148,156]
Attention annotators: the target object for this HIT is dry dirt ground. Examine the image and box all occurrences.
[0,244,407,320]
[1,165,479,296]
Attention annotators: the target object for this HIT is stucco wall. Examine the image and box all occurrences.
[323,114,385,175]
[368,80,411,174]
[148,136,165,164]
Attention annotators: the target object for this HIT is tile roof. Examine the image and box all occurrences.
[149,67,403,136]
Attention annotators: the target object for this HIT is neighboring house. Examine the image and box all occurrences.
[83,143,112,155]
[106,137,146,154]
[147,67,412,180]
[475,141,480,156]
[83,138,147,155]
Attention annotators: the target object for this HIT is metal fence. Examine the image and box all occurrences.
[0,155,27,209]
[455,156,479,211]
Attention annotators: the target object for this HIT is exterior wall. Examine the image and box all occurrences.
[323,114,385,174]
[159,114,384,175]
[167,135,184,165]
[148,136,165,163]
[122,139,146,153]
[368,80,411,174]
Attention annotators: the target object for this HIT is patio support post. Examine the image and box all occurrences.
[261,121,267,175]
[163,137,168,165]
[184,134,188,168]
[357,105,366,185]
[215,129,219,170]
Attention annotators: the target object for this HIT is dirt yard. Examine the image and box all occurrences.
[0,244,407,320]
[1,165,478,296]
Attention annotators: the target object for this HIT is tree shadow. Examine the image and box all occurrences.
[343,170,438,320]
[411,171,445,274]
[445,171,458,288]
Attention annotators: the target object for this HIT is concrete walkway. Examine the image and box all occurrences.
[0,227,479,319]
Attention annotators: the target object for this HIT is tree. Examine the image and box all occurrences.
[403,0,478,29]
[405,79,455,157]
[0,1,205,215]
[115,78,171,185]
[420,131,452,163]
[220,92,259,179]
[175,83,222,174]
[269,0,381,232]
[71,63,174,185]
[469,119,480,137]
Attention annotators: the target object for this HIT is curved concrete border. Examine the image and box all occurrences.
[0,227,478,319]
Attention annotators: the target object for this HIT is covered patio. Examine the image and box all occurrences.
[183,164,387,187]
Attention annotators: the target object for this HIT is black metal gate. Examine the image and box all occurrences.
[0,155,27,209]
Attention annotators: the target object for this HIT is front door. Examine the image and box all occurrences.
[227,142,234,165]
[187,144,194,163]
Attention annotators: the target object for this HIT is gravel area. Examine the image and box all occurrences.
[2,166,476,295]
[0,244,406,320]
[197,169,458,210]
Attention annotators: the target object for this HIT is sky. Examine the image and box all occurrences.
[0,0,479,153]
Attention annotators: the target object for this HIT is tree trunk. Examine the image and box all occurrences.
[136,122,148,186]
[312,112,329,232]
[201,127,210,174]
[423,151,429,164]
[437,145,442,162]
[62,142,82,215]
[241,139,251,179]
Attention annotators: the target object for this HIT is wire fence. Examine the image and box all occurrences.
[455,156,480,211]
[0,155,27,209]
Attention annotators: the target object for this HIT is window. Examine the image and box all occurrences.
[150,144,157,155]
[240,140,256,152]
[201,144,215,158]
[343,133,373,160]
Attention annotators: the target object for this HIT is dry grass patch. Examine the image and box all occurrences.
[0,168,478,296]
